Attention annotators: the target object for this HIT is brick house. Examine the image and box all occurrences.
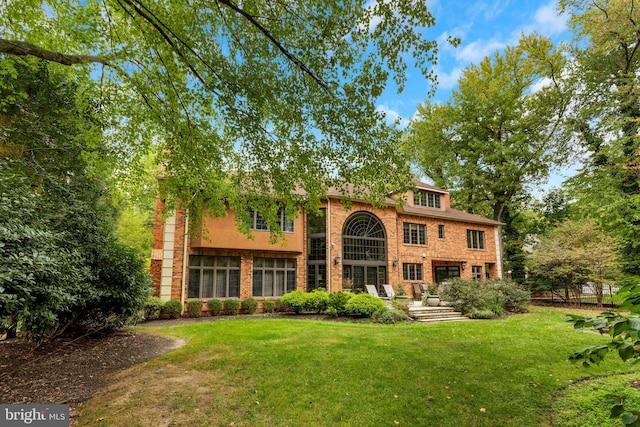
[150,180,503,309]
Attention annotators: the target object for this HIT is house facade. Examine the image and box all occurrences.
[150,181,503,310]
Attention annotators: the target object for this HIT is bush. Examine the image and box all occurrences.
[305,289,329,313]
[144,296,164,320]
[493,279,530,313]
[274,299,287,312]
[186,300,203,318]
[344,293,386,317]
[241,298,259,315]
[325,306,338,317]
[328,291,354,315]
[280,290,308,314]
[207,299,223,316]
[223,299,240,315]
[441,278,530,316]
[262,300,276,313]
[372,308,411,324]
[391,298,410,314]
[468,309,496,319]
[162,300,183,319]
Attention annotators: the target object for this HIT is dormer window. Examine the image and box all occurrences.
[414,190,441,209]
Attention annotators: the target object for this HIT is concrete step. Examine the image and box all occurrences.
[414,316,472,323]
[407,305,470,323]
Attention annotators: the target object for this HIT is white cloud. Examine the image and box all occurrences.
[456,38,506,63]
[435,66,463,90]
[376,104,410,128]
[532,1,567,36]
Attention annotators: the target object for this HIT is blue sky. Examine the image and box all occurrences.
[378,0,573,189]
[377,0,570,125]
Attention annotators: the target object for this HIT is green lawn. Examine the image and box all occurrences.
[78,307,637,426]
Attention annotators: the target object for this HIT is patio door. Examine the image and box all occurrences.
[343,265,387,294]
[435,266,460,283]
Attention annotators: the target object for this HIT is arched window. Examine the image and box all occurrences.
[342,212,386,262]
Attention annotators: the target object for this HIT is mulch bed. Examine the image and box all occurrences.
[0,329,180,423]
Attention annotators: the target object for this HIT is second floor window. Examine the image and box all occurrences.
[467,229,485,250]
[248,207,294,232]
[414,190,441,208]
[438,224,445,239]
[403,222,426,245]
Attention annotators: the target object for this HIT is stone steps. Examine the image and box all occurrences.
[408,305,470,323]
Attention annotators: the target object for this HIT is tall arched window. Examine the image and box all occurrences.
[342,212,387,293]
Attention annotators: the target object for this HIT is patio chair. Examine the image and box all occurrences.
[382,284,396,300]
[412,283,424,300]
[365,285,380,298]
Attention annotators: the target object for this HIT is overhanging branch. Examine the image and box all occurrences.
[0,38,109,66]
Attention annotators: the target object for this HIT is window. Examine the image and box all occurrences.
[438,224,445,239]
[414,190,441,208]
[248,207,294,232]
[403,222,426,245]
[472,265,483,280]
[307,209,326,291]
[343,212,386,261]
[403,263,423,281]
[188,256,240,299]
[253,257,297,297]
[435,266,460,283]
[467,229,485,250]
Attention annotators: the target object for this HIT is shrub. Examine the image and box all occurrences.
[223,299,240,315]
[441,278,530,317]
[274,299,288,312]
[241,298,259,315]
[162,300,183,319]
[324,306,338,317]
[186,300,203,318]
[372,308,411,324]
[305,289,330,313]
[328,291,354,315]
[207,299,223,316]
[280,290,308,314]
[391,298,410,314]
[493,279,530,313]
[468,309,495,319]
[344,293,386,317]
[144,296,164,320]
[262,300,276,313]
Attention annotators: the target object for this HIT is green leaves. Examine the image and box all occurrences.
[1,0,444,230]
[406,33,571,222]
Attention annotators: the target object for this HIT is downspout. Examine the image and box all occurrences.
[327,198,331,293]
[180,209,189,312]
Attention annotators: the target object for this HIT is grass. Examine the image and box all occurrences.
[78,307,638,426]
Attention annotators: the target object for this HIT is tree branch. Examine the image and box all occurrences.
[0,38,109,66]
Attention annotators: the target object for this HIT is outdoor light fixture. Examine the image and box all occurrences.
[393,257,399,267]
[334,255,341,265]
[461,262,467,271]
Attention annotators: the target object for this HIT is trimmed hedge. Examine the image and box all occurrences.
[262,300,276,313]
[304,289,329,313]
[441,278,530,317]
[241,298,259,314]
[207,299,223,316]
[279,290,307,314]
[144,296,164,320]
[344,293,386,317]
[223,299,240,315]
[186,300,203,318]
[162,300,182,319]
[328,291,354,315]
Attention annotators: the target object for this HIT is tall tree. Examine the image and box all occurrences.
[0,0,452,231]
[560,0,640,275]
[406,33,571,222]
[0,57,151,344]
